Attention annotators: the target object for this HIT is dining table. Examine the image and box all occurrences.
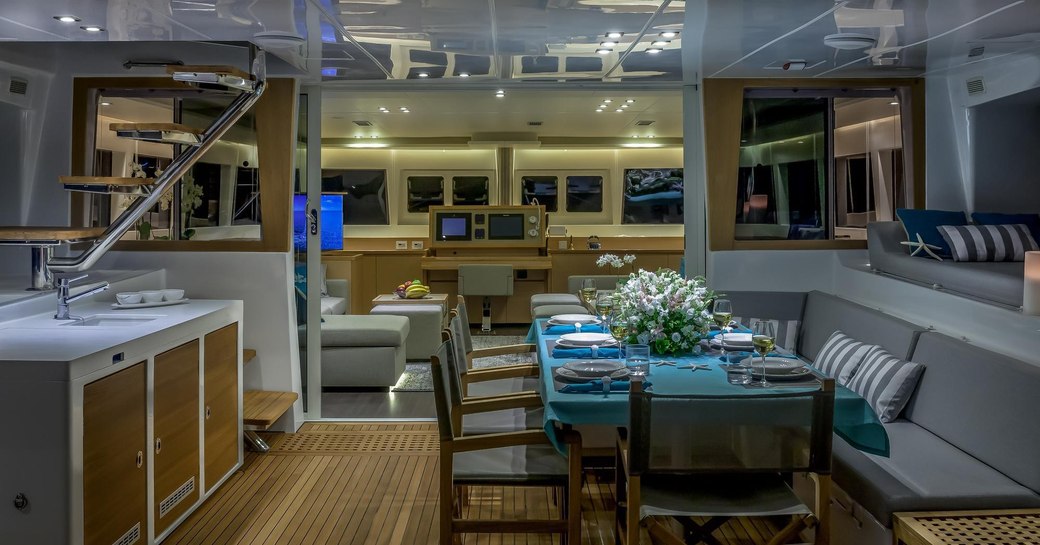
[526,318,890,457]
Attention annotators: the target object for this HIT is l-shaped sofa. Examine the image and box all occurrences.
[724,290,1040,545]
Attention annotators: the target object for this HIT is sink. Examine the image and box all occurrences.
[61,314,161,327]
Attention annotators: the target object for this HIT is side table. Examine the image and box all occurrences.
[894,509,1040,545]
[371,293,449,326]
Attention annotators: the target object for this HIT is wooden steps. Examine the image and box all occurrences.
[242,349,257,366]
[243,391,297,430]
[60,176,157,194]
[110,122,203,145]
[0,226,106,245]
[168,64,255,92]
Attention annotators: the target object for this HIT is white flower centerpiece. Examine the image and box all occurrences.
[611,269,715,356]
[596,253,637,275]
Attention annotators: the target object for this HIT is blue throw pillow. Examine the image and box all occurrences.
[895,209,968,258]
[971,212,1040,244]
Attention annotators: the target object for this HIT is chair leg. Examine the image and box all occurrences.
[765,516,809,545]
[566,444,583,545]
[812,473,831,545]
[677,517,727,545]
[645,517,686,545]
[439,443,454,545]
[626,476,641,545]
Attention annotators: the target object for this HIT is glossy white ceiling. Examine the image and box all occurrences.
[1,0,1038,84]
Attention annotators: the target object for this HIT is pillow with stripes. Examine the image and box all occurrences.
[847,345,925,423]
[937,223,1038,262]
[733,317,800,351]
[813,331,874,385]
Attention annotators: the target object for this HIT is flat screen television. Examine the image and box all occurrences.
[435,212,471,241]
[487,213,525,240]
[293,194,344,251]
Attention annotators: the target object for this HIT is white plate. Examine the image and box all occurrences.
[550,314,600,324]
[753,366,813,381]
[738,356,806,372]
[547,318,602,327]
[562,360,624,377]
[711,332,752,344]
[555,366,630,382]
[554,339,619,349]
[558,332,614,346]
[111,298,190,310]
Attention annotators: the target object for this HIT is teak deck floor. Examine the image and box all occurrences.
[164,422,781,545]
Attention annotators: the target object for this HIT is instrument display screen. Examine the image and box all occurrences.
[435,212,471,240]
[487,213,525,240]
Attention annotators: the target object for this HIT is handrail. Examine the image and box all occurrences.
[48,49,268,273]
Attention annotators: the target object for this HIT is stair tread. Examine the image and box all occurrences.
[243,349,257,365]
[243,390,297,429]
[0,226,106,241]
[60,176,157,187]
[109,122,204,134]
[168,64,252,80]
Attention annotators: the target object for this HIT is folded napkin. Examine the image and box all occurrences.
[705,326,752,339]
[552,346,621,359]
[544,324,605,335]
[559,380,650,394]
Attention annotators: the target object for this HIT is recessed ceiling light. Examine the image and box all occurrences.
[615,109,624,113]
[381,109,390,113]
[646,48,663,54]
[741,139,748,143]
[648,135,655,138]
[458,72,470,78]
[823,33,876,50]
[596,48,612,55]
[99,101,111,106]
[416,72,429,78]
[890,101,899,105]
[402,109,410,113]
[797,140,805,144]
[660,31,678,38]
[606,31,624,39]
[81,25,104,32]
[626,99,635,103]
[651,40,670,47]
[595,109,603,113]
[620,104,629,108]
[603,99,613,103]
[54,15,80,23]
[399,107,408,111]
[600,41,618,47]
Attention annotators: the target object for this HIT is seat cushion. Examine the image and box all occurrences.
[798,291,924,362]
[320,296,347,315]
[531,293,582,313]
[312,314,409,347]
[895,208,968,259]
[972,211,1040,243]
[453,444,568,485]
[532,304,592,319]
[639,474,809,519]
[937,224,1038,262]
[833,421,1040,527]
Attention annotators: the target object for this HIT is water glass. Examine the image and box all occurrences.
[625,344,651,377]
[726,366,753,385]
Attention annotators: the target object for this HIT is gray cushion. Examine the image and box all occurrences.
[718,291,807,322]
[904,333,1040,493]
[846,345,924,423]
[532,304,592,319]
[531,293,582,313]
[833,422,1040,527]
[453,444,568,485]
[319,296,347,315]
[309,314,409,347]
[938,224,1038,262]
[814,331,874,385]
[868,221,1025,307]
[798,291,924,362]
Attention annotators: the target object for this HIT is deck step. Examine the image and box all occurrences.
[243,349,257,366]
[0,226,106,245]
[110,122,203,145]
[243,391,297,430]
[168,65,255,92]
[60,176,157,194]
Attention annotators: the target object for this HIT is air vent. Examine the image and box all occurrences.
[9,78,27,95]
[527,121,543,126]
[112,522,140,545]
[158,476,195,519]
[352,120,373,127]
[635,120,655,126]
[968,46,985,58]
[966,77,986,96]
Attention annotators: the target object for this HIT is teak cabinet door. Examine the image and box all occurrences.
[83,362,148,545]
[204,322,239,491]
[153,340,200,535]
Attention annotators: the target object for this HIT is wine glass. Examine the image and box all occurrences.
[580,279,598,311]
[752,321,776,387]
[712,299,733,360]
[595,294,613,324]
[608,313,629,349]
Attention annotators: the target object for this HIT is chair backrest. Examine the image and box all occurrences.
[441,326,467,410]
[458,264,514,296]
[798,291,924,361]
[627,379,835,476]
[567,275,627,294]
[448,314,472,376]
[430,341,456,442]
[454,295,474,353]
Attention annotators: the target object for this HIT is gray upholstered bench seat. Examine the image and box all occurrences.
[532,303,591,319]
[370,304,443,360]
[530,293,582,313]
[313,314,408,346]
[303,314,409,388]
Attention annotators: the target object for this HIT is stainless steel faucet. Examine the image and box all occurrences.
[55,275,110,320]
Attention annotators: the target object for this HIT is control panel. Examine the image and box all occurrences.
[428,205,545,249]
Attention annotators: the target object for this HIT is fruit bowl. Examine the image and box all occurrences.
[395,279,430,299]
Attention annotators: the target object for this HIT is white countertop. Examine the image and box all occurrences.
[0,299,240,380]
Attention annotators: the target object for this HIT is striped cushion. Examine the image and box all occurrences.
[847,345,925,423]
[937,224,1038,262]
[734,317,800,351]
[813,331,874,385]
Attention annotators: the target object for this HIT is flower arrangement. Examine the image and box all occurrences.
[610,269,715,355]
[596,253,637,274]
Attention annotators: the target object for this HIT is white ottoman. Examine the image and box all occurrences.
[370,304,444,361]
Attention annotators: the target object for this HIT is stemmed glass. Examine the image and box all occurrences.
[752,321,776,387]
[712,299,733,360]
[595,294,613,327]
[608,312,629,349]
[580,279,598,312]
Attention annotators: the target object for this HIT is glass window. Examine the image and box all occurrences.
[322,169,389,225]
[452,176,489,206]
[565,175,603,212]
[521,176,558,211]
[622,168,684,224]
[407,176,444,212]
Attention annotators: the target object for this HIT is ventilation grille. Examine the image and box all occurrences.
[527,121,543,126]
[352,120,373,127]
[635,120,655,126]
[158,477,195,519]
[112,522,140,545]
[966,77,986,96]
[968,45,985,58]
[9,78,27,95]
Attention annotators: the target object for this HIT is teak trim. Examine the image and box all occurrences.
[703,77,926,252]
[70,77,297,253]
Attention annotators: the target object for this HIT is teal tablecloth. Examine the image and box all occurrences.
[527,320,890,457]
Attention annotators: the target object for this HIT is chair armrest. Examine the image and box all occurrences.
[452,429,552,452]
[459,392,544,415]
[470,343,537,359]
[463,364,539,384]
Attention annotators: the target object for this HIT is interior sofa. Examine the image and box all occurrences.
[867,221,1025,307]
[726,290,1040,545]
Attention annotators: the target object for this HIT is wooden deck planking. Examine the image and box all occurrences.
[165,422,780,545]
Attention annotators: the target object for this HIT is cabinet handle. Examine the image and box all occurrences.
[136,451,143,468]
[155,438,162,455]
[206,406,211,420]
